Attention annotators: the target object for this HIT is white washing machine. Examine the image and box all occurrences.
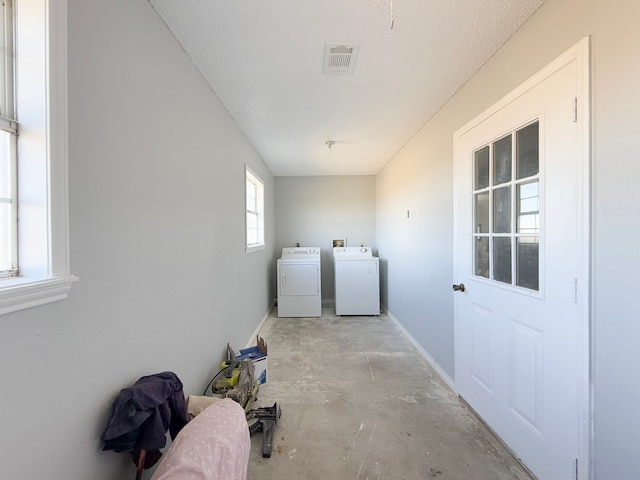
[333,247,380,315]
[277,247,322,317]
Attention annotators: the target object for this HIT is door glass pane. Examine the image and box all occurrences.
[493,237,512,284]
[517,181,539,234]
[493,135,512,185]
[475,192,489,234]
[493,186,511,233]
[517,237,539,290]
[517,122,539,179]
[470,120,541,291]
[474,236,489,278]
[474,146,490,190]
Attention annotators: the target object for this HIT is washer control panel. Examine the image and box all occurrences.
[333,246,372,256]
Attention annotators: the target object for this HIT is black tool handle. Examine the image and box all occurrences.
[261,419,275,458]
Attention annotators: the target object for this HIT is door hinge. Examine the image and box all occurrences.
[572,278,578,304]
[572,97,578,122]
[572,457,579,480]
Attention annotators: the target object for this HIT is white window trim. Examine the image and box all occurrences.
[245,165,265,253]
[0,0,77,316]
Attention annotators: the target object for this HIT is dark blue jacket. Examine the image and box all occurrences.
[101,371,189,454]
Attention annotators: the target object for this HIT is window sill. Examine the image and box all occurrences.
[0,275,79,316]
[246,244,265,253]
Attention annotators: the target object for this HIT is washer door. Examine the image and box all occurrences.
[335,259,380,315]
[279,263,319,296]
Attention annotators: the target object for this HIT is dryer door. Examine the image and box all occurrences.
[279,263,319,296]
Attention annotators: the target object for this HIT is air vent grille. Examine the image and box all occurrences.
[323,43,360,75]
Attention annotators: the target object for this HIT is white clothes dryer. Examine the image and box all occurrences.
[277,247,322,317]
[333,247,380,315]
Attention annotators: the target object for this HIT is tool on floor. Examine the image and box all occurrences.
[213,360,258,411]
[204,343,259,412]
[246,402,282,458]
[202,340,282,458]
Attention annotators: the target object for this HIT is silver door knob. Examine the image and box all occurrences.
[452,283,465,292]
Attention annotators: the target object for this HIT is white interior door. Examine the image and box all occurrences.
[453,41,589,480]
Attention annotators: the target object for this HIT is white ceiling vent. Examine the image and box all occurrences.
[323,43,360,75]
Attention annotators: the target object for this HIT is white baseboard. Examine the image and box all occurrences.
[382,305,456,393]
[245,301,275,348]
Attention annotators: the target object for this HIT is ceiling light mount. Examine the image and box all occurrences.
[325,140,336,152]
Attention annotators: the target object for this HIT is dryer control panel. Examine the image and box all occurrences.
[281,247,321,257]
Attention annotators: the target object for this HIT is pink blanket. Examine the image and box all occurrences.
[150,398,250,480]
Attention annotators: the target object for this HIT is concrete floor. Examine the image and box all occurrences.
[246,307,534,480]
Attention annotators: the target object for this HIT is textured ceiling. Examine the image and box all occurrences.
[149,0,545,176]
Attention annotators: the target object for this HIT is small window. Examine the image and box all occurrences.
[0,0,77,316]
[0,0,17,278]
[245,166,264,252]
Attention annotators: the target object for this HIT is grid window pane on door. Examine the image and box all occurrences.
[0,0,17,278]
[472,121,540,291]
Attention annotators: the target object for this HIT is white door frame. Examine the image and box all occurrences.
[452,37,591,479]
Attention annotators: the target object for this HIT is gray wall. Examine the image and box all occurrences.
[0,0,637,478]
[376,0,640,478]
[0,1,276,479]
[275,176,376,301]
